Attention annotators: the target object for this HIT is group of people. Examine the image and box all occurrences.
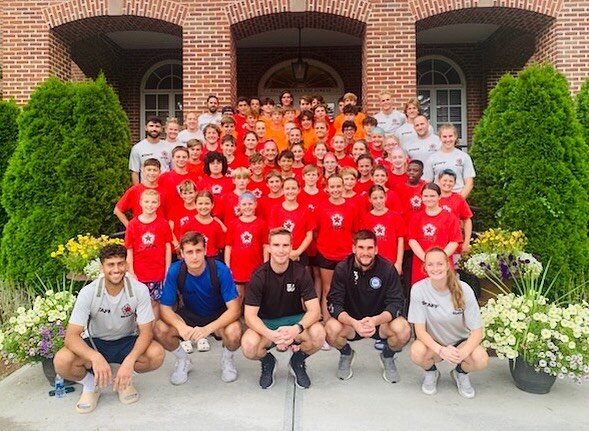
[53,90,487,414]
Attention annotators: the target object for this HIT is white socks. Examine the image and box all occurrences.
[77,372,96,392]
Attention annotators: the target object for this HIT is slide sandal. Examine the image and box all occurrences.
[197,338,210,352]
[118,383,140,405]
[75,389,101,414]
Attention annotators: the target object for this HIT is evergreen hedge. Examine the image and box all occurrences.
[0,100,20,233]
[470,64,589,286]
[576,76,589,148]
[1,75,130,285]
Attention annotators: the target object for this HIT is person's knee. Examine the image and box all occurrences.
[392,318,411,345]
[153,320,169,341]
[53,347,74,374]
[307,322,326,349]
[240,332,261,359]
[470,346,489,370]
[223,322,243,349]
[324,318,342,342]
[410,340,428,364]
[148,342,166,369]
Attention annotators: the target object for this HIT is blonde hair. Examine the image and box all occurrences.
[438,123,459,144]
[140,188,160,201]
[425,248,464,310]
[232,166,251,179]
[340,166,359,179]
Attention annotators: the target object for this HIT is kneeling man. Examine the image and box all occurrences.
[54,244,164,414]
[241,228,325,389]
[326,230,410,382]
[155,232,241,384]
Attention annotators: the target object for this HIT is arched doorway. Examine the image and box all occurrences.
[140,60,183,132]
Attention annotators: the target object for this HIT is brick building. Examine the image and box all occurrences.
[1,0,588,143]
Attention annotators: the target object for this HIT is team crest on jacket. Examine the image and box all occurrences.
[369,277,382,289]
[121,303,133,318]
[240,231,253,245]
[331,214,343,228]
[141,232,155,246]
[423,223,436,237]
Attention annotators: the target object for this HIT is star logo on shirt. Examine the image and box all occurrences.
[233,205,240,216]
[308,204,315,211]
[331,214,343,228]
[442,205,452,213]
[423,223,437,237]
[410,196,422,208]
[252,188,263,198]
[283,219,295,232]
[241,231,253,245]
[141,232,155,245]
[211,185,222,195]
[374,224,386,238]
[180,216,190,226]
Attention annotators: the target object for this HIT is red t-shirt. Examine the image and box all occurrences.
[167,205,197,242]
[368,145,385,164]
[335,154,356,168]
[124,216,172,283]
[354,179,374,196]
[315,199,357,261]
[360,210,406,264]
[268,204,314,251]
[180,217,225,257]
[247,177,269,199]
[225,217,268,282]
[439,193,473,221]
[226,154,249,178]
[396,180,427,222]
[408,209,463,284]
[116,184,166,219]
[187,161,204,179]
[197,175,234,198]
[387,172,408,191]
[363,189,403,213]
[216,192,241,226]
[257,194,284,221]
[158,170,200,216]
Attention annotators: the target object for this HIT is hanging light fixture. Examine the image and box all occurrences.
[291,27,309,83]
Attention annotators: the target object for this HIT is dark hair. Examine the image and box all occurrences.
[180,231,207,250]
[368,184,386,197]
[146,116,162,125]
[195,190,214,202]
[172,146,189,156]
[312,94,325,104]
[237,96,249,104]
[356,153,374,165]
[204,152,228,175]
[206,95,218,103]
[298,110,314,123]
[408,159,424,169]
[143,158,161,169]
[269,227,292,242]
[262,97,275,106]
[422,182,441,195]
[99,244,127,263]
[343,105,358,115]
[438,168,457,180]
[353,229,377,244]
[221,134,237,146]
[342,120,357,131]
[277,150,294,161]
[362,116,378,127]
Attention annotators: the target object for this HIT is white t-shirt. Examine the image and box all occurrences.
[408,278,482,346]
[197,112,222,131]
[177,129,204,145]
[423,148,476,192]
[402,133,441,163]
[69,276,154,341]
[394,122,435,147]
[128,139,173,174]
[373,110,406,135]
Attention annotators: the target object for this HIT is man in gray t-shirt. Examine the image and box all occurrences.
[402,115,441,163]
[129,116,173,184]
[54,245,164,414]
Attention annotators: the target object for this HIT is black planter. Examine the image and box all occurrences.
[509,357,557,394]
[42,357,75,387]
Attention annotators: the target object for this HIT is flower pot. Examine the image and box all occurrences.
[478,278,513,306]
[509,357,556,394]
[42,357,75,387]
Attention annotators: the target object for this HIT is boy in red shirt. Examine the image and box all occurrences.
[247,152,269,199]
[197,152,234,198]
[167,180,198,251]
[125,189,172,318]
[158,146,200,217]
[217,166,250,226]
[186,139,204,179]
[114,158,165,227]
[257,170,284,221]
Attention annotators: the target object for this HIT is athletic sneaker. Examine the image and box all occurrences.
[289,354,311,389]
[170,357,193,385]
[374,339,385,351]
[421,369,441,395]
[451,369,475,398]
[337,349,355,380]
[380,352,400,383]
[259,353,277,389]
[221,348,238,383]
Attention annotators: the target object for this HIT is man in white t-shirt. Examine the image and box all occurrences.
[54,245,164,414]
[197,95,222,132]
[129,116,173,184]
[177,112,203,145]
[402,115,441,163]
[373,91,406,135]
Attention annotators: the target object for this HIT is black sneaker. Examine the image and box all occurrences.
[259,353,277,389]
[289,354,311,389]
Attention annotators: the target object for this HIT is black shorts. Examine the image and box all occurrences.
[177,307,224,328]
[295,252,309,267]
[84,335,138,364]
[348,326,382,342]
[314,252,340,270]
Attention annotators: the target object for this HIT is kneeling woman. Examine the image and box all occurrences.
[408,248,488,398]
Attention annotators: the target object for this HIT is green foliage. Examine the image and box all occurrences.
[576,76,589,149]
[0,75,130,286]
[470,64,589,294]
[0,100,20,233]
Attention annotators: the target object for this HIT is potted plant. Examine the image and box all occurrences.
[480,270,589,394]
[460,228,543,304]
[51,234,123,280]
[0,281,77,385]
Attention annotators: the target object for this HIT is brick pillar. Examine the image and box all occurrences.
[533,1,589,93]
[362,0,416,115]
[182,2,235,114]
[1,1,71,104]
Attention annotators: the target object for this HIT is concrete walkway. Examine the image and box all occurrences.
[0,339,587,431]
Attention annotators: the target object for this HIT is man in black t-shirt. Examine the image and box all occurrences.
[326,230,411,383]
[241,228,325,389]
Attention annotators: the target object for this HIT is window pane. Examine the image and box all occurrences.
[437,90,448,105]
[433,59,450,74]
[158,94,168,108]
[437,107,448,122]
[145,94,156,109]
[446,68,461,85]
[175,94,183,117]
[155,65,169,77]
[418,91,431,119]
[159,77,172,90]
[418,72,433,86]
[171,77,182,90]
[145,111,157,122]
[449,90,461,105]
[450,107,462,122]
[172,63,182,78]
[433,71,448,85]
[145,74,160,90]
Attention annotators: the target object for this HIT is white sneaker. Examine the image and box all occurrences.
[421,369,440,395]
[451,369,475,398]
[170,357,193,385]
[221,348,238,383]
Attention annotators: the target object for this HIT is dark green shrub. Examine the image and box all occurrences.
[0,100,20,233]
[1,75,130,286]
[471,65,589,290]
[576,76,589,150]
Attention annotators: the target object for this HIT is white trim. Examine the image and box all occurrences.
[140,60,183,133]
[417,55,468,146]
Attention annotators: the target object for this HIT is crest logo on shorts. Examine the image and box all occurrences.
[369,277,382,289]
[286,283,295,292]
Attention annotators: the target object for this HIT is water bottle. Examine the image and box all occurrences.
[54,374,65,398]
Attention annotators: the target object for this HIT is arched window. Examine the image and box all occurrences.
[141,60,183,131]
[417,56,467,146]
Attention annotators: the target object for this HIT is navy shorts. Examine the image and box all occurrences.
[349,326,382,341]
[314,252,340,270]
[84,335,138,364]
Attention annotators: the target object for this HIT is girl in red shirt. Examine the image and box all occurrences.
[224,192,268,301]
[352,140,369,162]
[290,142,306,181]
[408,183,462,286]
[332,134,355,168]
[385,146,409,190]
[438,169,473,259]
[180,190,226,259]
[354,154,374,195]
[242,131,259,159]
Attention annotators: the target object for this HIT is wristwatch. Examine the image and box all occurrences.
[296,323,304,334]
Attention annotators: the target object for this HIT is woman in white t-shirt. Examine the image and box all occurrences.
[408,247,488,398]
